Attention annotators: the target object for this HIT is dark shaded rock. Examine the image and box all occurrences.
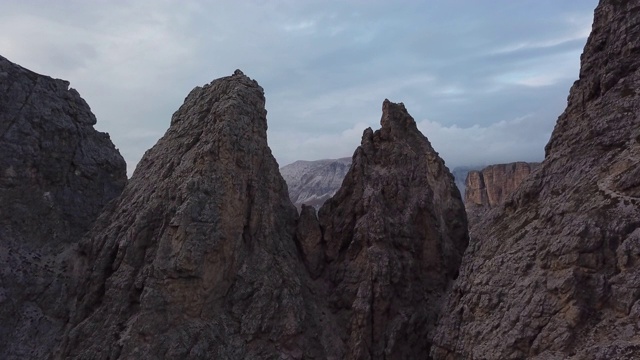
[451,165,482,198]
[295,204,324,278]
[316,100,469,359]
[0,55,127,359]
[432,0,640,358]
[57,71,330,359]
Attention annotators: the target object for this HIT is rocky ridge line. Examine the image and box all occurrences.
[53,83,469,359]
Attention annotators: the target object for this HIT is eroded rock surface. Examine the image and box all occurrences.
[432,1,640,358]
[0,55,127,359]
[315,100,469,359]
[57,70,331,359]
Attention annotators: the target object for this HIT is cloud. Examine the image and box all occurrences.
[270,122,374,167]
[417,114,550,169]
[0,0,599,175]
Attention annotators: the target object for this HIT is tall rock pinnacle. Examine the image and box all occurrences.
[0,55,127,359]
[58,72,318,359]
[305,99,469,358]
[432,1,640,358]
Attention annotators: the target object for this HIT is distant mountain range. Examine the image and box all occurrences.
[281,160,490,209]
[281,159,544,215]
[280,157,352,210]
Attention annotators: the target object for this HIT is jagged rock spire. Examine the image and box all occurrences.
[58,71,319,359]
[303,99,469,358]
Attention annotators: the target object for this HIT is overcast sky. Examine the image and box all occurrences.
[1,0,599,174]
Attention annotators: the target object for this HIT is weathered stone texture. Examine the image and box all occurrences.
[316,100,469,359]
[432,0,640,358]
[0,55,127,359]
[465,162,539,209]
[56,70,333,359]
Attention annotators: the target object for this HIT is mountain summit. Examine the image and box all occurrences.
[58,71,317,358]
[308,99,469,358]
[53,86,469,358]
[0,54,126,359]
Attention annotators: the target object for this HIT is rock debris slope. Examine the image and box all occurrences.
[432,0,640,358]
[0,55,127,359]
[305,100,469,359]
[57,70,339,359]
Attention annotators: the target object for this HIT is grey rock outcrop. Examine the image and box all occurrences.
[57,70,328,359]
[464,162,540,209]
[313,100,469,358]
[281,157,352,210]
[0,55,127,359]
[432,0,640,358]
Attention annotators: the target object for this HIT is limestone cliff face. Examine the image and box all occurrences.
[465,162,539,209]
[0,55,127,359]
[58,71,323,359]
[307,100,469,359]
[432,1,640,358]
[464,162,539,226]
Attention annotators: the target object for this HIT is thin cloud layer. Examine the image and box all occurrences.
[0,0,598,173]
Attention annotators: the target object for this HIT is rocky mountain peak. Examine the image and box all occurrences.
[545,0,640,159]
[312,99,469,358]
[280,157,352,210]
[379,99,420,138]
[58,71,316,359]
